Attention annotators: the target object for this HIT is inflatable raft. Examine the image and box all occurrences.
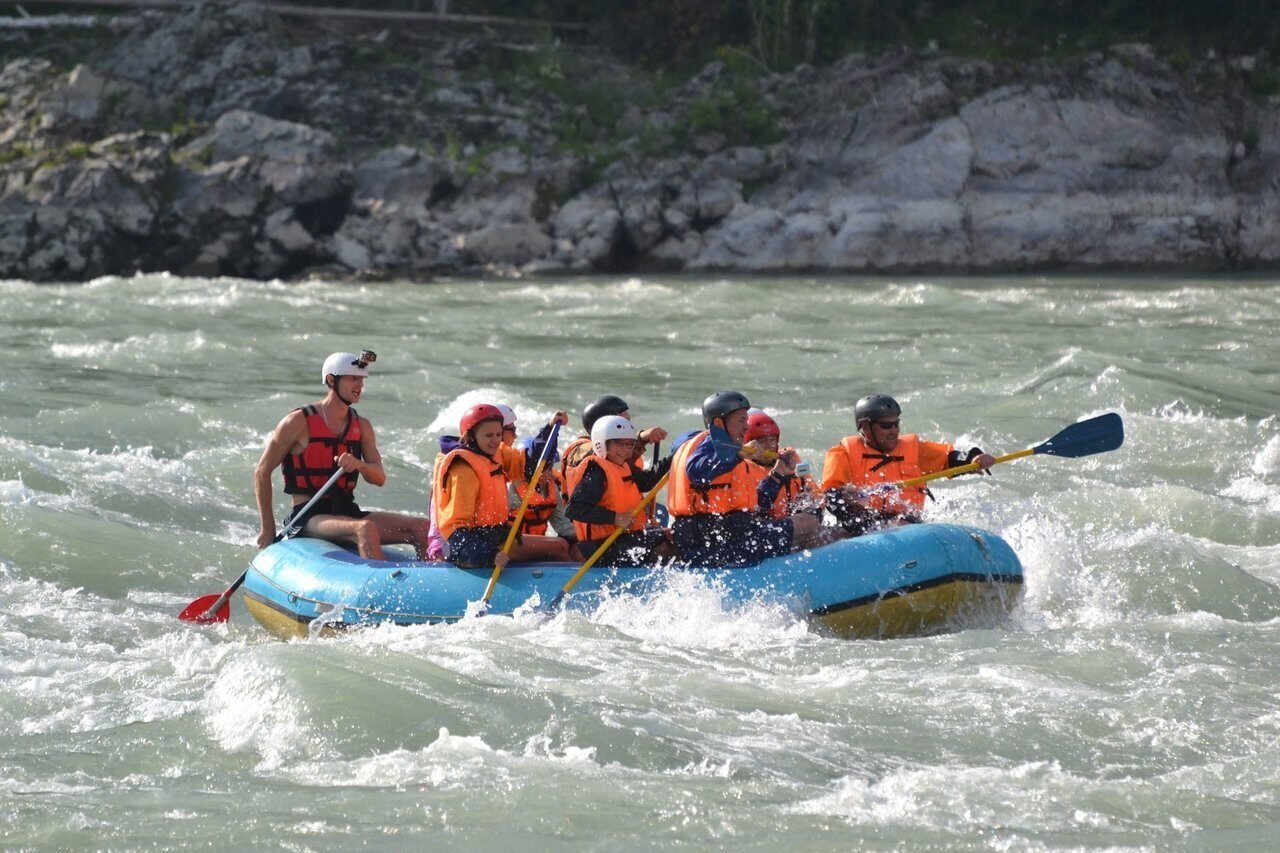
[242,522,1023,640]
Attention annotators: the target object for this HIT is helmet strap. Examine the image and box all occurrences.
[328,375,357,407]
[860,421,888,452]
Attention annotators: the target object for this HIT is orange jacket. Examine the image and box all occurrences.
[821,434,952,512]
[511,469,564,536]
[572,457,648,541]
[560,435,592,494]
[432,447,509,540]
[668,430,758,517]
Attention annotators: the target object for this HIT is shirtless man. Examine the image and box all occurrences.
[253,350,428,559]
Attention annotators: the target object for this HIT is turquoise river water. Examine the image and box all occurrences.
[1,274,1278,850]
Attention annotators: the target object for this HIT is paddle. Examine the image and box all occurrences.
[178,467,346,623]
[892,412,1125,490]
[543,470,671,613]
[478,422,561,614]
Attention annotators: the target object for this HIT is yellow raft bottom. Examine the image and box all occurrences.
[246,577,1024,642]
[814,577,1025,639]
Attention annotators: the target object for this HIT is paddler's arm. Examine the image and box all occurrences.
[523,411,570,480]
[817,443,868,532]
[685,425,741,487]
[253,408,306,549]
[632,426,668,466]
[351,416,387,487]
[754,448,798,513]
[942,443,996,475]
[630,455,670,491]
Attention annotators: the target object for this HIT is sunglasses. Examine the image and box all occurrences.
[874,420,900,429]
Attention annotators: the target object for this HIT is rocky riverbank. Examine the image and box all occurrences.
[1,2,1277,281]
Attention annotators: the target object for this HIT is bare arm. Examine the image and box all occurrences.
[349,416,387,487]
[254,410,307,549]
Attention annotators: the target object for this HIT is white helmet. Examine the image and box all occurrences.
[321,351,371,386]
[591,415,638,458]
[495,403,517,428]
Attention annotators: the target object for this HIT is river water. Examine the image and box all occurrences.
[1,273,1278,850]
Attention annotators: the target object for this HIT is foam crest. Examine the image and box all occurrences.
[280,725,602,789]
[204,656,317,770]
[1252,434,1280,480]
[790,761,1112,832]
[588,569,812,650]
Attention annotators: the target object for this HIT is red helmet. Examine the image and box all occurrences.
[460,403,504,436]
[744,409,780,442]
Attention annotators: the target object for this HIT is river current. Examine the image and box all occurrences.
[2,274,1278,850]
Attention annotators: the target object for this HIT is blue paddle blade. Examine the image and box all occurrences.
[1033,413,1124,458]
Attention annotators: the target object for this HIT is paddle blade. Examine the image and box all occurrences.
[1033,413,1124,458]
[178,594,230,623]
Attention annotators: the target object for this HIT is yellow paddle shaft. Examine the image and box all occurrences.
[482,450,554,605]
[557,471,671,599]
[895,447,1033,488]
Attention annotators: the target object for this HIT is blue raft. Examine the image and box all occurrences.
[242,522,1023,640]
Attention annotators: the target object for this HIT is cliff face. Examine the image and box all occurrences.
[1,4,1277,281]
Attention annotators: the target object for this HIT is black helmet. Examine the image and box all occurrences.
[582,395,629,432]
[854,394,901,426]
[702,391,751,426]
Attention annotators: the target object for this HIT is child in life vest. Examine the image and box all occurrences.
[741,408,822,519]
[431,404,571,569]
[426,402,554,559]
[565,415,675,567]
[510,435,583,559]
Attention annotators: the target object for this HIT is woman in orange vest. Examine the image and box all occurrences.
[565,416,675,566]
[821,393,994,534]
[742,409,822,519]
[668,392,826,568]
[432,403,571,569]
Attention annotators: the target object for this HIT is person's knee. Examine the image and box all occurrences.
[355,519,382,548]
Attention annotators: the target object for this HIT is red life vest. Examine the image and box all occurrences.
[667,431,758,517]
[432,447,509,540]
[511,470,563,536]
[281,405,361,496]
[572,458,648,542]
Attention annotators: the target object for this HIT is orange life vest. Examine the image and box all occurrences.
[572,457,648,542]
[511,469,563,536]
[748,462,818,520]
[667,431,759,517]
[432,447,509,540]
[835,434,928,512]
[561,435,593,495]
[281,405,361,495]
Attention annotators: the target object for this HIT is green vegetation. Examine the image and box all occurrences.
[1248,68,1280,97]
[685,79,782,147]
[0,143,34,166]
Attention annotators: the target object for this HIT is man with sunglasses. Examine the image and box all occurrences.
[253,350,429,560]
[821,394,994,535]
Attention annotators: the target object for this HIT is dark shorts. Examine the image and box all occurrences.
[672,512,794,568]
[581,527,672,568]
[283,493,369,531]
[447,525,510,568]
